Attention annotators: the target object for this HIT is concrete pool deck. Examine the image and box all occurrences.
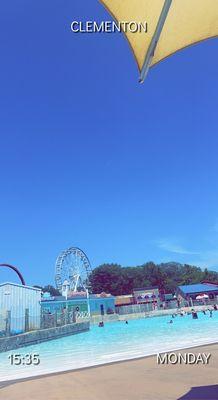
[0,343,217,400]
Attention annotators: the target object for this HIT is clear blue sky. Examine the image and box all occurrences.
[0,1,218,286]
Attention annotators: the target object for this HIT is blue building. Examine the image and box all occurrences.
[41,294,89,314]
[89,294,115,316]
[41,293,115,316]
[177,283,218,301]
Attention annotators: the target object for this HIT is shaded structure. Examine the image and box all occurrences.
[178,385,218,400]
[177,283,218,303]
[100,0,218,81]
[133,286,160,304]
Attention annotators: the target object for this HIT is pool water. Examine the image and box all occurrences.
[0,311,217,382]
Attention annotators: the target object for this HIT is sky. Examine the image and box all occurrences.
[0,1,218,286]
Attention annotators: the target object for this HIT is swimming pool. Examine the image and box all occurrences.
[0,311,217,382]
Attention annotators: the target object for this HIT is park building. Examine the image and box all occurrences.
[133,287,160,304]
[89,293,115,316]
[176,282,218,305]
[40,281,116,318]
[41,290,116,318]
[41,292,89,318]
[0,282,41,335]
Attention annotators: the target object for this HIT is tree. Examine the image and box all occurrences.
[33,285,61,296]
[89,261,218,295]
[89,264,124,295]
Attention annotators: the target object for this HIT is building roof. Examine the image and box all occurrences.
[0,282,41,291]
[41,295,88,302]
[202,281,218,286]
[89,294,115,300]
[178,283,218,294]
[133,287,159,291]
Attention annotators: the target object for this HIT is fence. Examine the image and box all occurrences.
[1,299,218,335]
[188,298,218,307]
[0,308,90,337]
[116,303,152,315]
[0,311,7,337]
[115,301,179,315]
[116,298,218,316]
[41,309,90,329]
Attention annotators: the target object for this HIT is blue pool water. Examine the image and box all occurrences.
[0,312,217,381]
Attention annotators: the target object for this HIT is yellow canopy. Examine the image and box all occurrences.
[100,0,218,81]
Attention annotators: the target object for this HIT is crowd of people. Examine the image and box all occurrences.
[168,304,218,324]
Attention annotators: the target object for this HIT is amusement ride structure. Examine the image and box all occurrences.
[0,263,26,285]
[55,247,92,293]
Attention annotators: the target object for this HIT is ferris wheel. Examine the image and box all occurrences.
[55,247,92,292]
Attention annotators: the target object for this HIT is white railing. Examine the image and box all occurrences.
[76,311,90,319]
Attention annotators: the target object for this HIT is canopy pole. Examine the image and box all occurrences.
[139,0,172,83]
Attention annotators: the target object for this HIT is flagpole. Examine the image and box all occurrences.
[139,0,172,83]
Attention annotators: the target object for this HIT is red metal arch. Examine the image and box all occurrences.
[0,263,26,286]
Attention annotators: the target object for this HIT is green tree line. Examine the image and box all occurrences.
[89,262,218,296]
